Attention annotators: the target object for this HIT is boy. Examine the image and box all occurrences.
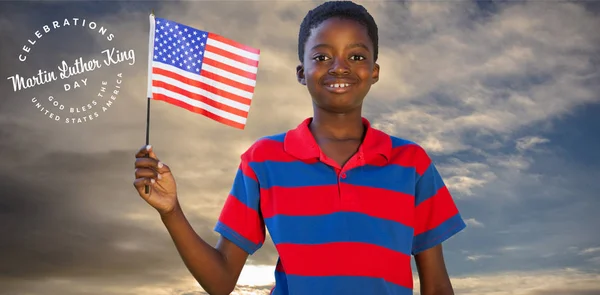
[134,1,466,294]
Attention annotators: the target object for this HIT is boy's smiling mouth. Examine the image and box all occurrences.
[328,83,350,88]
[323,79,357,93]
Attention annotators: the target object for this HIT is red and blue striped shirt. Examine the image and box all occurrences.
[214,117,466,294]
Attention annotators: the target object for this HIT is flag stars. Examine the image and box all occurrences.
[153,20,210,75]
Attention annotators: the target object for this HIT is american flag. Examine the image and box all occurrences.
[146,15,260,129]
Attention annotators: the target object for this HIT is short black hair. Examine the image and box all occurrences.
[298,1,379,63]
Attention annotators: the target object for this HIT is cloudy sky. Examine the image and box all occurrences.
[1,0,599,294]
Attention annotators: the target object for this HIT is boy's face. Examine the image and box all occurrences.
[297,17,379,113]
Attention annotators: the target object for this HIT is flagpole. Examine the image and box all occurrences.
[145,10,156,194]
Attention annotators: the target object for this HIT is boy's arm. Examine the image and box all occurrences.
[411,145,466,295]
[414,244,454,295]
[161,206,249,295]
[162,151,265,295]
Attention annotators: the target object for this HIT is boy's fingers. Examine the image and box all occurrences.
[133,177,155,193]
[135,168,159,179]
[134,159,170,176]
[135,157,159,169]
[135,145,149,157]
[156,161,171,174]
[147,148,158,160]
[135,145,159,160]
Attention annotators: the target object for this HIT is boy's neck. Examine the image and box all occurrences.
[309,109,365,141]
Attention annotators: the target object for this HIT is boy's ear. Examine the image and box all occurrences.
[371,63,380,84]
[296,64,306,85]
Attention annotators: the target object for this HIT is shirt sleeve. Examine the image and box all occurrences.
[214,153,265,255]
[411,150,466,255]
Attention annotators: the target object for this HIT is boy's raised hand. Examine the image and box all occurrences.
[133,145,178,215]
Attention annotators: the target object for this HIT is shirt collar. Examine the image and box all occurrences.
[283,117,391,163]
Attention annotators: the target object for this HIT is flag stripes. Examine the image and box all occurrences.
[148,15,260,129]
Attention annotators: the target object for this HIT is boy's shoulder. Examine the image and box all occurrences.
[239,131,288,161]
[387,133,417,149]
[375,127,429,155]
[374,128,434,172]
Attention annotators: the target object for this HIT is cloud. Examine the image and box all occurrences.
[467,269,600,295]
[579,247,600,256]
[436,158,497,197]
[466,254,494,261]
[368,1,600,154]
[0,143,278,294]
[465,218,485,228]
[498,246,531,253]
[425,268,600,295]
[516,136,550,152]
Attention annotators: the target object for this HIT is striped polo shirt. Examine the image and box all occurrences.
[214,117,466,295]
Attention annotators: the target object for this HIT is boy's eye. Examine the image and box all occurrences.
[313,55,330,61]
[350,55,366,61]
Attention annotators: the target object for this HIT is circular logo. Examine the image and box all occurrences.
[6,17,136,124]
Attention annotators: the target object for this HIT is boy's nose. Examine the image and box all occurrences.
[328,58,350,75]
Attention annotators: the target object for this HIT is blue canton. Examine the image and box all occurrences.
[153,17,208,74]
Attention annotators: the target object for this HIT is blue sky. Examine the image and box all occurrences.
[0,1,599,294]
[440,102,600,275]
